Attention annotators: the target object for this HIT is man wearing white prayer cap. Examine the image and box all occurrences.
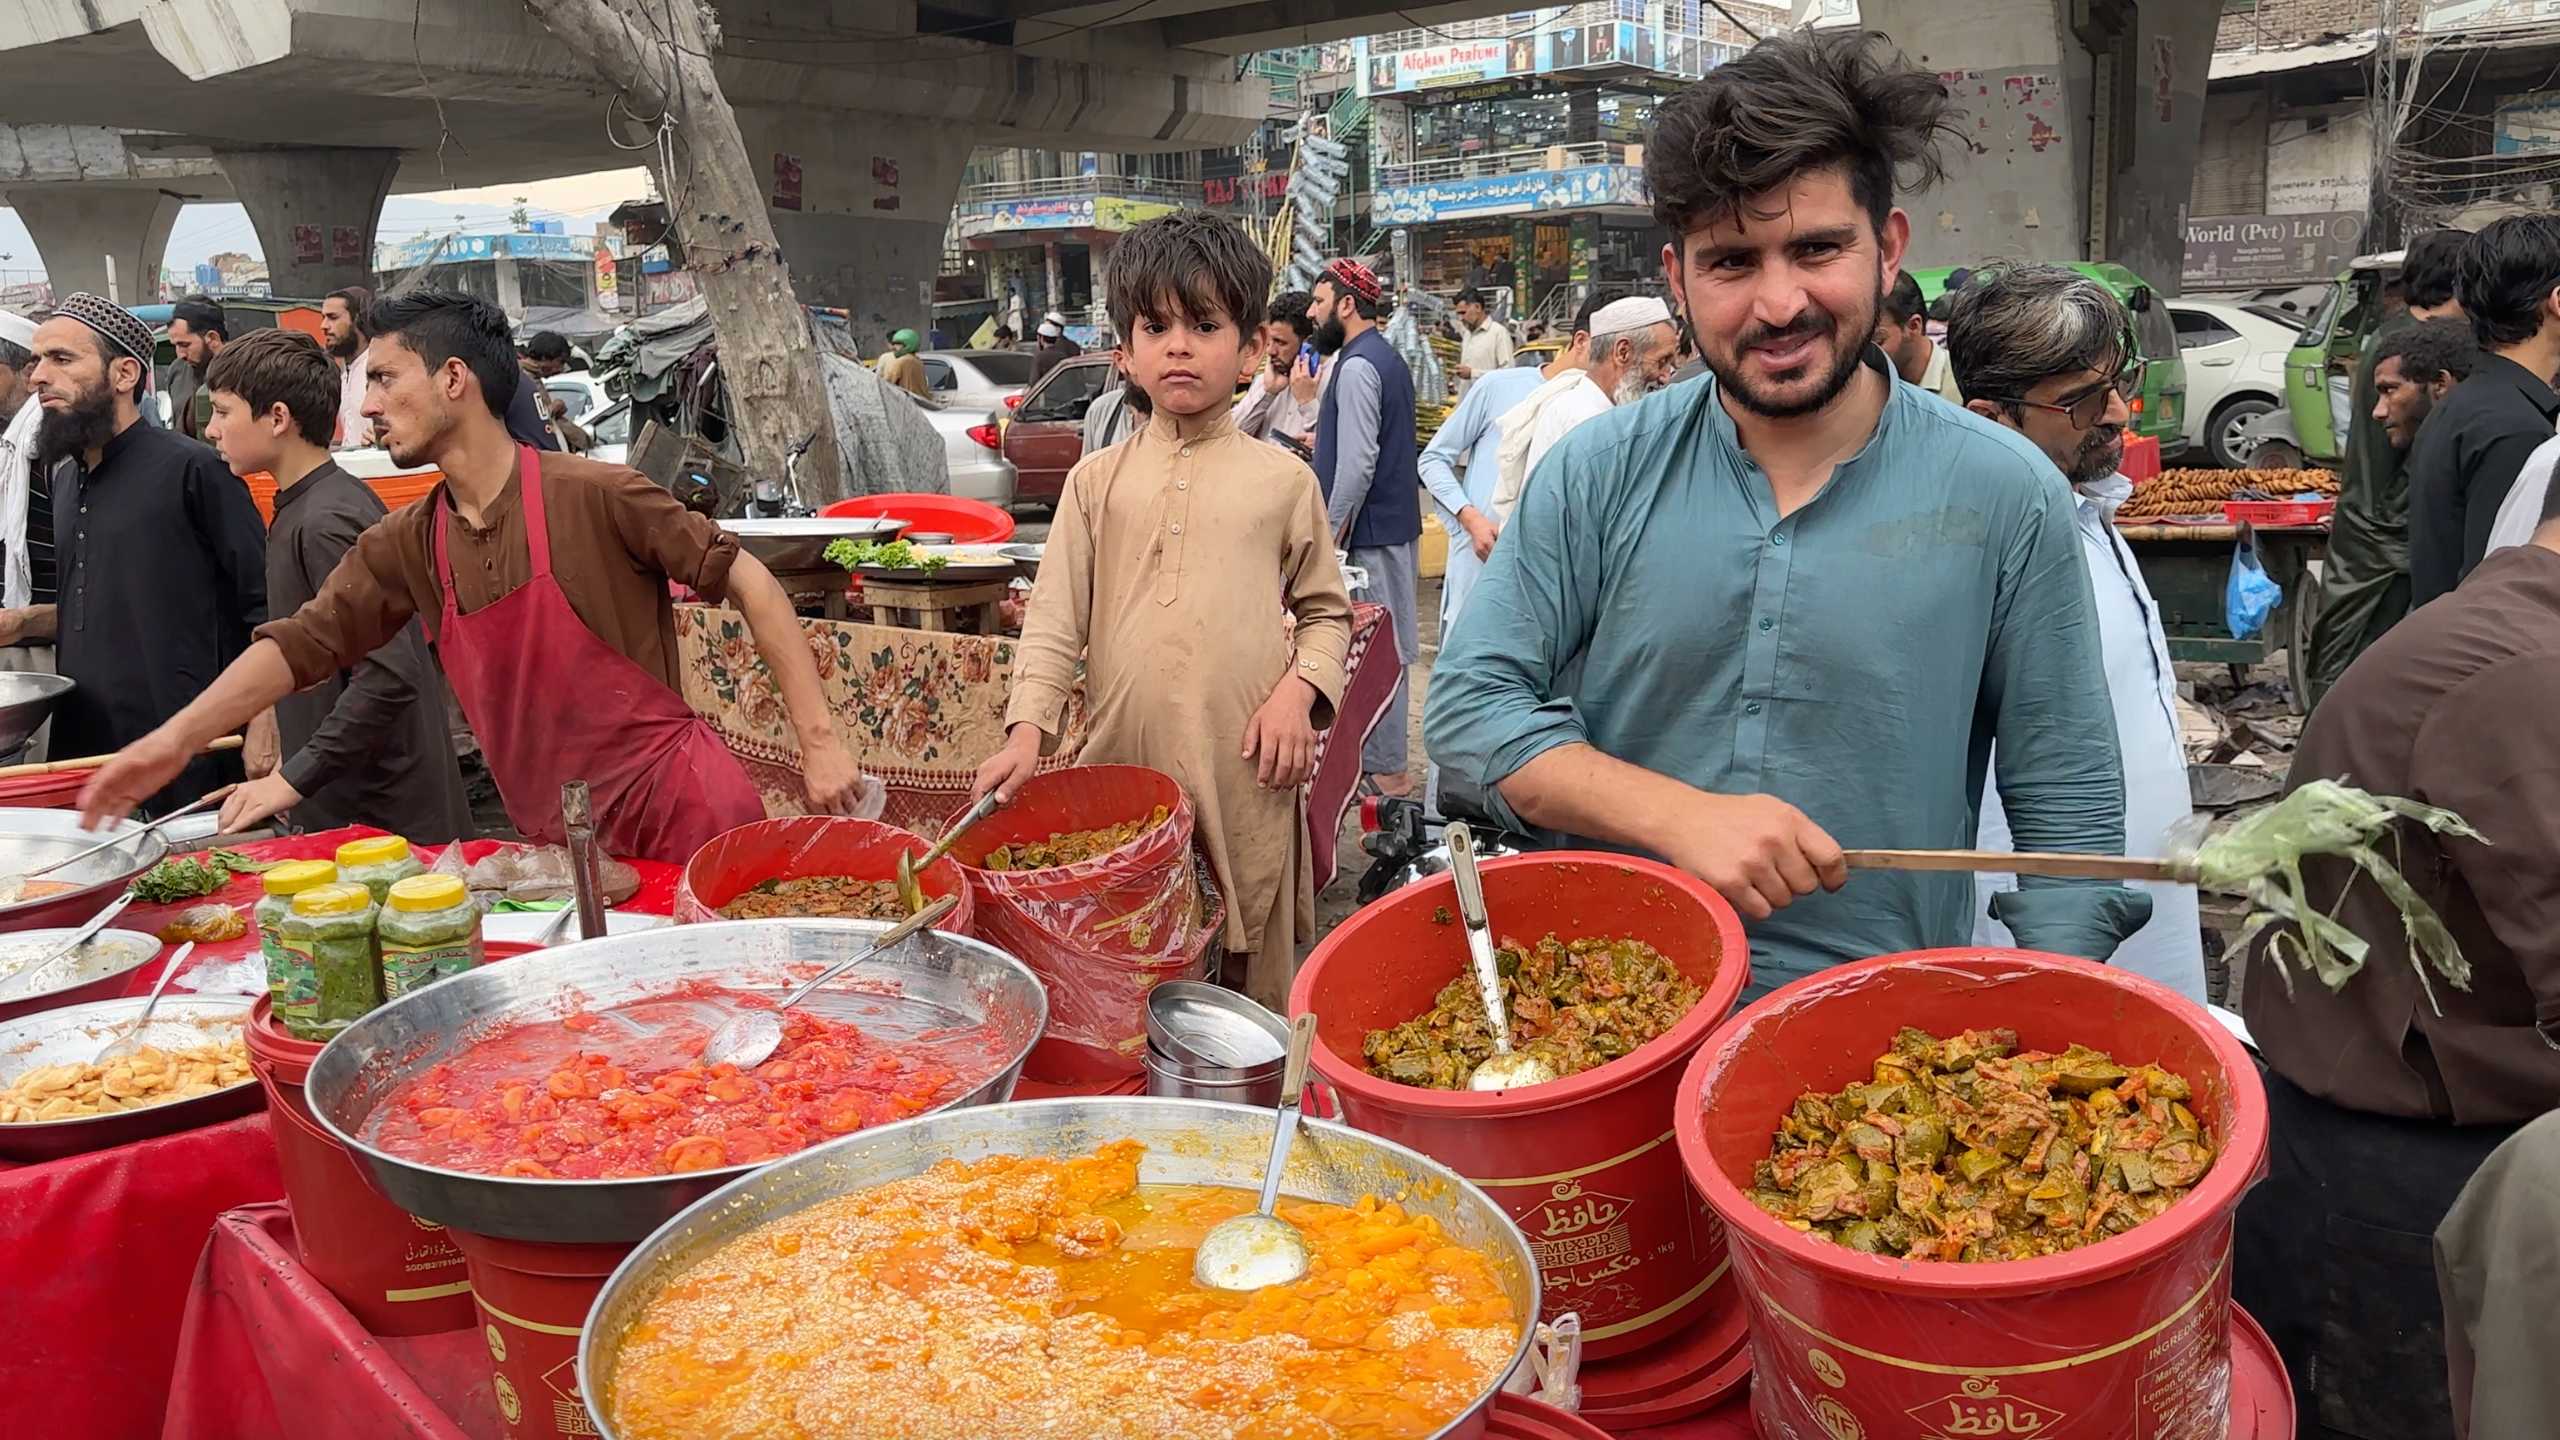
[0,310,51,756]
[1489,294,1679,521]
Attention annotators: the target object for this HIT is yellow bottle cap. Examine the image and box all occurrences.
[335,835,413,868]
[387,874,469,912]
[291,883,375,917]
[262,860,339,897]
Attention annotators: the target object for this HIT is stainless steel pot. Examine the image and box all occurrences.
[579,1096,1542,1440]
[0,809,169,933]
[1142,1040,1284,1106]
[0,994,261,1161]
[304,919,1048,1243]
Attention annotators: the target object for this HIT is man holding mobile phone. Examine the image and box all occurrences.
[1233,288,1323,452]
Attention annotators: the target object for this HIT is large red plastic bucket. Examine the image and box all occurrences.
[1675,949,2271,1440]
[673,814,975,933]
[449,1229,634,1439]
[243,997,474,1336]
[1290,852,1750,1360]
[945,766,1219,1082]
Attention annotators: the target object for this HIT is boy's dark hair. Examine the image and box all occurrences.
[366,289,518,418]
[1647,28,1961,249]
[2400,229,2469,313]
[2459,215,2560,348]
[523,330,571,363]
[1104,210,1270,340]
[1456,286,1487,308]
[203,327,339,446]
[2379,316,2480,387]
[172,297,227,342]
[1571,292,1604,337]
[1882,270,1927,326]
[1268,290,1315,343]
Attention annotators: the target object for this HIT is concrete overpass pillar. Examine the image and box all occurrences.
[213,145,398,297]
[731,109,971,341]
[1860,0,2217,292]
[4,186,181,302]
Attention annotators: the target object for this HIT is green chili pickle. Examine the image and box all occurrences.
[379,874,482,1000]
[256,860,339,1037]
[333,834,425,906]
[284,883,382,1041]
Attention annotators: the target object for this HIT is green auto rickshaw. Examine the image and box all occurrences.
[1907,262,2191,458]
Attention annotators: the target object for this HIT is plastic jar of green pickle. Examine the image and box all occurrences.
[379,874,483,1000]
[283,882,382,1042]
[334,835,424,906]
[257,860,340,1037]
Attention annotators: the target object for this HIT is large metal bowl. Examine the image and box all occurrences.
[0,994,261,1161]
[0,809,169,933]
[306,919,1048,1243]
[0,927,165,1023]
[717,516,907,572]
[0,672,72,755]
[580,1097,1543,1440]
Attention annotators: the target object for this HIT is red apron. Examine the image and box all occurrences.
[427,444,765,862]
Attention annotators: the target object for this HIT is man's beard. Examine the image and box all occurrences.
[327,329,361,361]
[1705,278,1879,419]
[2066,427,2126,487]
[34,381,117,465]
[1312,316,1348,356]
[1611,364,1657,407]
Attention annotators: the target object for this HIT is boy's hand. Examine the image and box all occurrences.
[973,726,1043,804]
[1243,677,1319,790]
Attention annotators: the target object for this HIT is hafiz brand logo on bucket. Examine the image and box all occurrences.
[1904,1378,2064,1437]
[545,1354,600,1437]
[1527,1179,1645,1291]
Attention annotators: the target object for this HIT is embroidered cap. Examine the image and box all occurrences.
[53,292,156,387]
[1322,258,1384,304]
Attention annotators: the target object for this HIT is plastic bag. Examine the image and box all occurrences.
[2225,538,2281,640]
[465,844,641,906]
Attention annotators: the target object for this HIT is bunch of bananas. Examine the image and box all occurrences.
[1415,400,1451,448]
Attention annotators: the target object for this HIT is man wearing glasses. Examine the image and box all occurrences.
[1945,266,2202,1001]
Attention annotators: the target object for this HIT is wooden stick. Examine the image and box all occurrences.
[0,734,243,780]
[1843,848,2188,883]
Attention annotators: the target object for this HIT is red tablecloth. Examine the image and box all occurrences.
[167,1200,1757,1440]
[0,827,679,1440]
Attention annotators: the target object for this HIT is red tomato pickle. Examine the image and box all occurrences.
[367,989,983,1178]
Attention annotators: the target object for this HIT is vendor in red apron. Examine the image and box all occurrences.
[76,289,869,860]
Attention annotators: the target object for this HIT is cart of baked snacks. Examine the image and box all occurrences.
[0,718,2297,1433]
[2115,467,2337,708]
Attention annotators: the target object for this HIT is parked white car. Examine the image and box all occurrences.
[912,393,1016,505]
[917,349,1037,412]
[2169,300,2300,468]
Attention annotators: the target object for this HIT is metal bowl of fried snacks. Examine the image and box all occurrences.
[0,995,261,1161]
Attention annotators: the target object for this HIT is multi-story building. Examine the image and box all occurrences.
[1355,2,1784,329]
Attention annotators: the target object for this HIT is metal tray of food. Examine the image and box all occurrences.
[0,809,170,933]
[853,544,1023,584]
[0,928,166,1023]
[716,516,908,572]
[305,918,1048,1243]
[998,542,1044,579]
[0,994,261,1161]
[580,1097,1542,1440]
[0,672,72,756]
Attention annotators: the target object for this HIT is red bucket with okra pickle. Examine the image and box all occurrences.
[1675,949,2271,1440]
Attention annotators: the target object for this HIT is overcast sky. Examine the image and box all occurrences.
[0,167,652,279]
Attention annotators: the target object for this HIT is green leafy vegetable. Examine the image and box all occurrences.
[131,849,279,904]
[824,538,949,574]
[2185,780,2485,1011]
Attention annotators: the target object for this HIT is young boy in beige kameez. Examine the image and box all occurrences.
[975,213,1356,1008]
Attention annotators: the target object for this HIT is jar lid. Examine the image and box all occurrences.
[262,859,339,897]
[292,882,374,916]
[335,835,413,868]
[388,874,469,912]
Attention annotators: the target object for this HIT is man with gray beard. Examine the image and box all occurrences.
[1490,295,1681,521]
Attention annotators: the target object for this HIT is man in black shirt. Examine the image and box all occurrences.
[0,293,269,812]
[2406,216,2560,604]
[202,329,470,842]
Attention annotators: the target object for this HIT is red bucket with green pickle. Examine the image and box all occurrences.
[1290,851,1750,1360]
[1675,949,2271,1440]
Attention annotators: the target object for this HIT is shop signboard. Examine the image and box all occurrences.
[1204,171,1289,206]
[1093,197,1178,231]
[2182,211,2365,288]
[964,195,1098,233]
[1373,165,1650,226]
[1355,23,1718,97]
[2495,90,2560,153]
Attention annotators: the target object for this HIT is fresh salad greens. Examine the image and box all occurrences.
[130,848,278,904]
[825,538,949,574]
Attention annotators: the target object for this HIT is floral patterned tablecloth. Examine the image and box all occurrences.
[675,604,1090,831]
